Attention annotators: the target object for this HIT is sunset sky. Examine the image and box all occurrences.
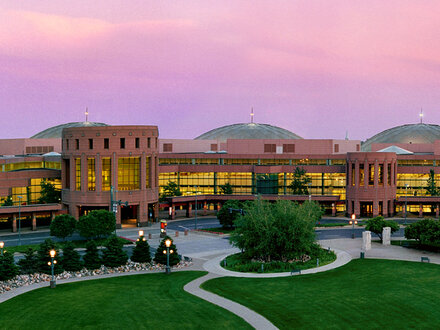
[1,1,440,140]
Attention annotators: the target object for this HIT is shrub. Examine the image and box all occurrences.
[102,236,128,267]
[18,248,39,274]
[131,236,152,263]
[61,242,83,272]
[230,199,321,262]
[77,210,115,239]
[217,200,243,229]
[405,219,440,244]
[0,251,19,281]
[37,239,63,275]
[50,214,76,240]
[83,241,102,270]
[365,216,399,242]
[154,236,180,266]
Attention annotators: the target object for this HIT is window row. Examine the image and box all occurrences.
[65,137,157,150]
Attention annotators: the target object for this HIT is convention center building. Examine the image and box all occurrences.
[2,119,440,231]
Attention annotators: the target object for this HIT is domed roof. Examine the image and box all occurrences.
[195,123,302,140]
[31,122,108,139]
[362,123,440,151]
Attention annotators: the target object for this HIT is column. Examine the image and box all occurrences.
[186,202,192,218]
[70,156,76,191]
[355,160,360,187]
[12,215,17,233]
[217,202,221,212]
[384,160,389,186]
[364,160,369,188]
[32,213,37,231]
[373,201,379,217]
[140,153,146,191]
[116,205,122,228]
[203,201,207,215]
[419,204,423,218]
[96,154,102,193]
[354,200,360,218]
[436,203,439,218]
[81,153,87,193]
[348,161,353,186]
[332,203,336,217]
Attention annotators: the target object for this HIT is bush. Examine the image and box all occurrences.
[37,239,63,275]
[154,236,180,266]
[0,251,19,281]
[50,214,76,240]
[405,219,440,244]
[18,248,39,274]
[131,236,151,263]
[77,210,115,239]
[365,216,399,242]
[102,236,128,267]
[83,241,102,270]
[217,200,243,228]
[61,242,83,271]
[230,199,322,262]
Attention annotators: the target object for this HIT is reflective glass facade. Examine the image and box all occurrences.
[102,157,111,191]
[118,157,140,190]
[88,158,96,191]
[75,158,81,190]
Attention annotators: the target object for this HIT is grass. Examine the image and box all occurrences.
[5,237,133,254]
[203,259,440,329]
[314,222,349,227]
[222,248,336,273]
[0,271,251,330]
[391,239,440,253]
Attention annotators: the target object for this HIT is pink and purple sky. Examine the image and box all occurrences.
[1,1,440,140]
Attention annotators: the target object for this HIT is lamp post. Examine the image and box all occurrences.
[17,195,22,246]
[0,241,4,256]
[308,182,312,201]
[110,186,128,236]
[404,184,409,225]
[349,214,357,239]
[163,239,174,274]
[194,185,198,230]
[48,249,57,288]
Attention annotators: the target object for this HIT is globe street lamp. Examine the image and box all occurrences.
[48,249,57,288]
[17,195,22,246]
[0,241,4,256]
[349,214,357,239]
[163,239,174,274]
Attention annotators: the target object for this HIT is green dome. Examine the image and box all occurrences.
[31,122,108,139]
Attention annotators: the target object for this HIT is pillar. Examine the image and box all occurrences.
[436,204,439,218]
[203,201,207,215]
[32,213,37,231]
[12,215,17,233]
[116,205,122,228]
[169,205,176,220]
[419,204,423,218]
[332,203,336,217]
[217,202,221,212]
[96,154,102,193]
[186,202,192,218]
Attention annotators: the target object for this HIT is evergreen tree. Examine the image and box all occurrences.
[0,251,19,281]
[102,236,128,267]
[83,240,102,270]
[18,248,39,274]
[154,236,180,266]
[131,235,152,263]
[1,195,13,206]
[219,182,233,195]
[160,181,182,201]
[61,242,83,272]
[217,200,242,228]
[37,239,63,275]
[289,167,312,195]
[426,169,439,196]
[50,214,76,240]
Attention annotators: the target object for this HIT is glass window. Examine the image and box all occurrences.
[369,164,374,185]
[89,139,93,150]
[388,164,391,185]
[118,157,140,190]
[88,158,96,191]
[102,158,111,191]
[75,139,79,150]
[120,138,125,149]
[104,138,109,149]
[378,164,384,185]
[147,137,151,148]
[146,157,150,188]
[359,164,364,186]
[135,138,140,149]
[75,158,81,190]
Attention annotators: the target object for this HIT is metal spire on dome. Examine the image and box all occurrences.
[250,107,254,123]
[85,107,89,123]
[420,108,423,124]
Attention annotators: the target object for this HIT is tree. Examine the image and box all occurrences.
[289,167,312,195]
[131,235,152,263]
[230,199,322,262]
[405,219,440,244]
[61,242,83,271]
[0,251,19,281]
[426,169,439,196]
[77,209,115,239]
[160,181,182,201]
[365,216,400,242]
[1,195,13,206]
[50,214,76,240]
[18,248,39,274]
[83,240,102,270]
[38,179,61,204]
[217,200,243,228]
[154,236,180,266]
[219,183,233,195]
[37,239,63,275]
[102,236,128,267]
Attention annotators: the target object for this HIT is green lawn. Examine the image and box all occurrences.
[199,227,235,234]
[203,259,440,329]
[0,271,251,330]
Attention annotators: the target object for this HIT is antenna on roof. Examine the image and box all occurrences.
[345,130,349,140]
[250,107,254,123]
[85,107,89,122]
[419,108,423,124]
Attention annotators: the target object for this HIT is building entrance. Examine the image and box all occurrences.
[121,205,138,227]
[360,202,373,217]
